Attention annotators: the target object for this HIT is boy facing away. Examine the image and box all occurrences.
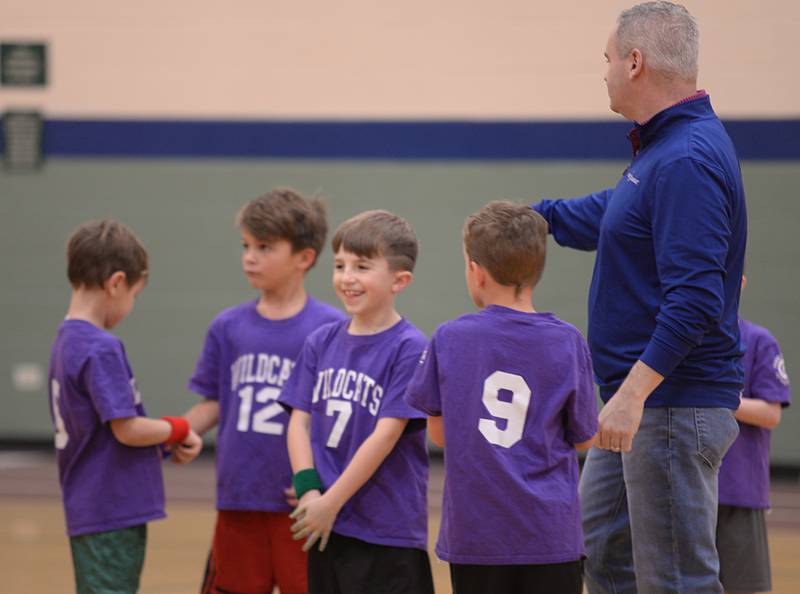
[405,201,598,594]
[183,189,345,594]
[716,277,791,594]
[48,220,202,594]
[279,210,435,594]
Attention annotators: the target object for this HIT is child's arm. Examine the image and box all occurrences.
[574,434,596,451]
[183,399,220,435]
[288,409,315,471]
[291,417,408,552]
[110,417,173,446]
[286,409,317,507]
[427,415,444,447]
[735,397,782,430]
[110,416,202,464]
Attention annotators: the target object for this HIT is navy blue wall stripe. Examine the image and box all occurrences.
[2,118,798,160]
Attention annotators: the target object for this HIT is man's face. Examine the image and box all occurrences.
[604,28,630,116]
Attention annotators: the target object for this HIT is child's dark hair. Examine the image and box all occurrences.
[237,188,328,268]
[463,201,548,295]
[331,210,418,272]
[67,220,149,288]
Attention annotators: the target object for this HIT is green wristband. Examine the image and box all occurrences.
[293,468,324,500]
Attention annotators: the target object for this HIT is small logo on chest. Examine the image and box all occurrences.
[626,172,640,185]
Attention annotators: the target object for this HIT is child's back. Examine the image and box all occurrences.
[405,201,596,594]
[408,305,596,564]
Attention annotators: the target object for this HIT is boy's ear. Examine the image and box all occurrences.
[295,247,317,272]
[470,260,487,288]
[104,271,127,295]
[391,270,413,294]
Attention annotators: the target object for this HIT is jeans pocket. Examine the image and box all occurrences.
[695,408,740,470]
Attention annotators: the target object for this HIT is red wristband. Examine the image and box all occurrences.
[161,416,190,445]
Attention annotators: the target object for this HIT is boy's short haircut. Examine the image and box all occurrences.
[331,210,418,272]
[237,188,328,267]
[67,220,148,289]
[463,201,548,295]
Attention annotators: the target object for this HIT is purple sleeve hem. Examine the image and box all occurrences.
[404,391,441,417]
[187,381,219,400]
[99,407,140,423]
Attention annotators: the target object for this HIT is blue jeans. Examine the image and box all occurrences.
[580,407,739,594]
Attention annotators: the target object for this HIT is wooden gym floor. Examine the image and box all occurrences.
[1,451,799,594]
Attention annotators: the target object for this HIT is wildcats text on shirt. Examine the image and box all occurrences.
[312,368,384,416]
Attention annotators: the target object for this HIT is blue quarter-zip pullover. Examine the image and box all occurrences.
[534,95,746,408]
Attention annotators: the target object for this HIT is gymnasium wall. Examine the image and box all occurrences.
[2,0,799,463]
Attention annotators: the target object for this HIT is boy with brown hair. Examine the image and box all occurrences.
[184,188,345,594]
[279,210,434,594]
[49,219,202,594]
[405,201,598,594]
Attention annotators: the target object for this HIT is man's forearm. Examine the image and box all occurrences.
[616,360,665,403]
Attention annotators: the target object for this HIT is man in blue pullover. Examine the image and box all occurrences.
[532,3,746,593]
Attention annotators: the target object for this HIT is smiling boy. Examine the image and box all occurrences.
[279,210,434,594]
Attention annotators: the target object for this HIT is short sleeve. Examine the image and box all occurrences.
[750,332,791,406]
[85,341,139,422]
[404,333,443,416]
[564,337,599,444]
[278,335,320,413]
[187,319,223,399]
[378,338,428,420]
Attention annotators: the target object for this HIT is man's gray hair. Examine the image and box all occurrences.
[617,1,699,81]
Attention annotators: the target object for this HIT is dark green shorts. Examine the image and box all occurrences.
[69,524,147,594]
[717,505,771,593]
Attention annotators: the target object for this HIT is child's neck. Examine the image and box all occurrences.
[256,279,307,321]
[348,307,401,336]
[481,286,536,313]
[65,288,109,329]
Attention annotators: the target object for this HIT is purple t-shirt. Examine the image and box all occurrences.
[189,297,344,512]
[405,306,598,565]
[48,320,165,537]
[278,318,429,550]
[718,318,791,509]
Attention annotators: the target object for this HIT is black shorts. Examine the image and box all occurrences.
[308,532,434,594]
[717,504,771,593]
[450,560,583,594]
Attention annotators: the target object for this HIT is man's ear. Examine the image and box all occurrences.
[104,271,127,296]
[629,48,643,80]
[392,270,413,294]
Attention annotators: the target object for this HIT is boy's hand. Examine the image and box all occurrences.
[171,430,202,464]
[290,490,340,552]
[284,486,299,507]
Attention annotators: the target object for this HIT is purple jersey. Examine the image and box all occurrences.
[718,318,791,509]
[48,320,165,537]
[278,318,429,550]
[189,297,344,512]
[405,306,598,565]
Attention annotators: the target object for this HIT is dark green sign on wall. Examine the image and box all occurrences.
[1,43,47,86]
[3,111,43,171]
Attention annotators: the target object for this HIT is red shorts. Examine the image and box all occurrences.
[202,510,308,594]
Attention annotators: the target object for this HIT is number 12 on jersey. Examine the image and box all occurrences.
[479,371,531,448]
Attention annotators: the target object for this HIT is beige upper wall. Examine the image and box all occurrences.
[2,0,798,119]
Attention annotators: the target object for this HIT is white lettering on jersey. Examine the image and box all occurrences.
[230,353,295,392]
[312,367,383,417]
